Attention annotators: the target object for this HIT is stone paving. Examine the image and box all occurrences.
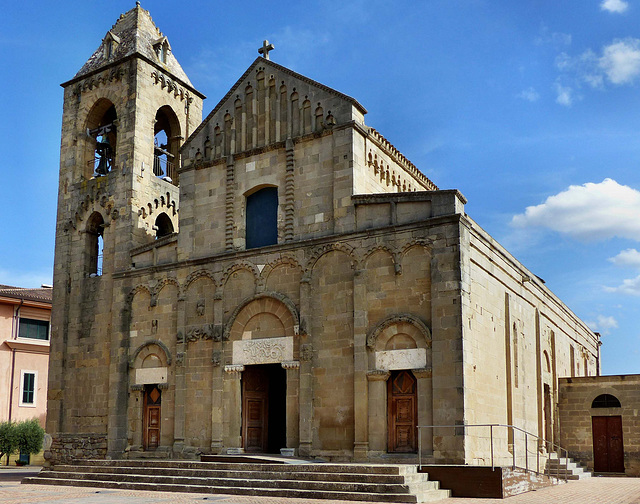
[1,472,640,504]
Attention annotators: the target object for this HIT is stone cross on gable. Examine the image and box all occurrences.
[258,40,275,60]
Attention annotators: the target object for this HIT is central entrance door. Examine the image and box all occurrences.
[592,415,624,473]
[242,364,286,453]
[388,370,417,453]
[143,384,161,450]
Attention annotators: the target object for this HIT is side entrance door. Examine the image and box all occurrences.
[143,385,161,450]
[243,366,269,452]
[388,370,417,453]
[592,415,624,473]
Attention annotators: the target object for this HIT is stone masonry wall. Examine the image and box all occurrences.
[558,375,640,476]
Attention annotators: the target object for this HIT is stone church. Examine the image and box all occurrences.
[47,4,600,465]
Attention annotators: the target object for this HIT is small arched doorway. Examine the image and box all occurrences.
[592,394,624,473]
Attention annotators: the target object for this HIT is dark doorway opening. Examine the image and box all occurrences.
[592,415,624,473]
[242,364,286,453]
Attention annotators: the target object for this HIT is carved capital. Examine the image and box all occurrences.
[224,364,245,374]
[281,360,300,370]
[211,351,221,367]
[367,370,391,382]
[176,352,185,366]
[411,367,432,379]
[130,384,144,391]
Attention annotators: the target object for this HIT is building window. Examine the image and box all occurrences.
[246,187,278,249]
[591,394,621,408]
[20,371,36,407]
[154,213,174,238]
[18,318,49,340]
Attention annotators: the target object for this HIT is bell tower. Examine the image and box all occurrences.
[47,3,203,455]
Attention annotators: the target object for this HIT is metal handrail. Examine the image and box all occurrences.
[417,423,569,482]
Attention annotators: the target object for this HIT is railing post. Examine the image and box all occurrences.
[511,426,515,469]
[565,448,568,482]
[418,426,422,470]
[490,425,494,471]
[525,434,528,472]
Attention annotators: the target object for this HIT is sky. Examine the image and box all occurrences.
[1,0,639,375]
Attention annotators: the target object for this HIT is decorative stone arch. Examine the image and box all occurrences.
[184,269,217,292]
[84,211,107,276]
[401,239,432,256]
[220,261,261,288]
[129,339,173,368]
[367,313,431,350]
[303,242,356,281]
[224,291,300,342]
[363,245,401,275]
[151,277,181,305]
[126,284,152,307]
[261,256,303,281]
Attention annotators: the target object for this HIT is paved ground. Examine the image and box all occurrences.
[1,468,640,503]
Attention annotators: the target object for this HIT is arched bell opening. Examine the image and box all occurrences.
[84,99,117,179]
[85,211,105,277]
[153,106,181,185]
[154,212,174,239]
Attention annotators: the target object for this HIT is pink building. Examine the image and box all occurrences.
[0,285,52,464]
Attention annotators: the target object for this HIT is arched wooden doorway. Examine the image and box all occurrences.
[388,370,417,453]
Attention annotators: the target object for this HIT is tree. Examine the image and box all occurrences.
[15,419,45,460]
[0,419,44,465]
[0,421,18,466]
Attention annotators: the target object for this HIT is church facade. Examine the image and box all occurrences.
[47,5,600,465]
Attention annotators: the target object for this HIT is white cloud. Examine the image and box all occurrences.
[587,314,619,334]
[555,82,574,106]
[609,248,640,268]
[601,0,629,13]
[511,178,640,241]
[535,26,572,47]
[605,274,640,296]
[517,87,540,102]
[599,39,640,84]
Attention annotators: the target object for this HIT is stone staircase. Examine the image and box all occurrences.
[23,459,451,502]
[546,455,592,480]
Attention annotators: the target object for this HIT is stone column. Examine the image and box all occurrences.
[412,368,433,455]
[173,297,187,454]
[353,268,369,461]
[367,370,390,454]
[225,155,235,251]
[298,278,313,456]
[210,292,224,453]
[129,384,144,449]
[223,364,244,451]
[282,360,300,450]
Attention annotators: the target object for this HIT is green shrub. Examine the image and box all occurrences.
[0,421,18,466]
[0,419,45,465]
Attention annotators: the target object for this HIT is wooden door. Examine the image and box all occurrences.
[592,416,624,472]
[143,385,161,450]
[388,370,417,453]
[243,367,269,452]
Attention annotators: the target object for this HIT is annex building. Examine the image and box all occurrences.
[47,4,600,466]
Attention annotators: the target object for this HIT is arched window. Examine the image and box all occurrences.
[154,213,174,239]
[246,187,278,249]
[591,394,621,408]
[86,212,105,276]
[85,100,117,179]
[153,106,181,184]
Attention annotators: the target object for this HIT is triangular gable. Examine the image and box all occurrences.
[183,57,367,150]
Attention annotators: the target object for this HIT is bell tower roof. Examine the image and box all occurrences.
[66,3,195,90]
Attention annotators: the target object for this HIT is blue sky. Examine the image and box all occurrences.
[1,0,639,374]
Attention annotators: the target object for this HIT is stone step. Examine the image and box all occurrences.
[23,477,451,503]
[545,456,592,480]
[34,470,442,494]
[53,464,424,484]
[71,459,418,475]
